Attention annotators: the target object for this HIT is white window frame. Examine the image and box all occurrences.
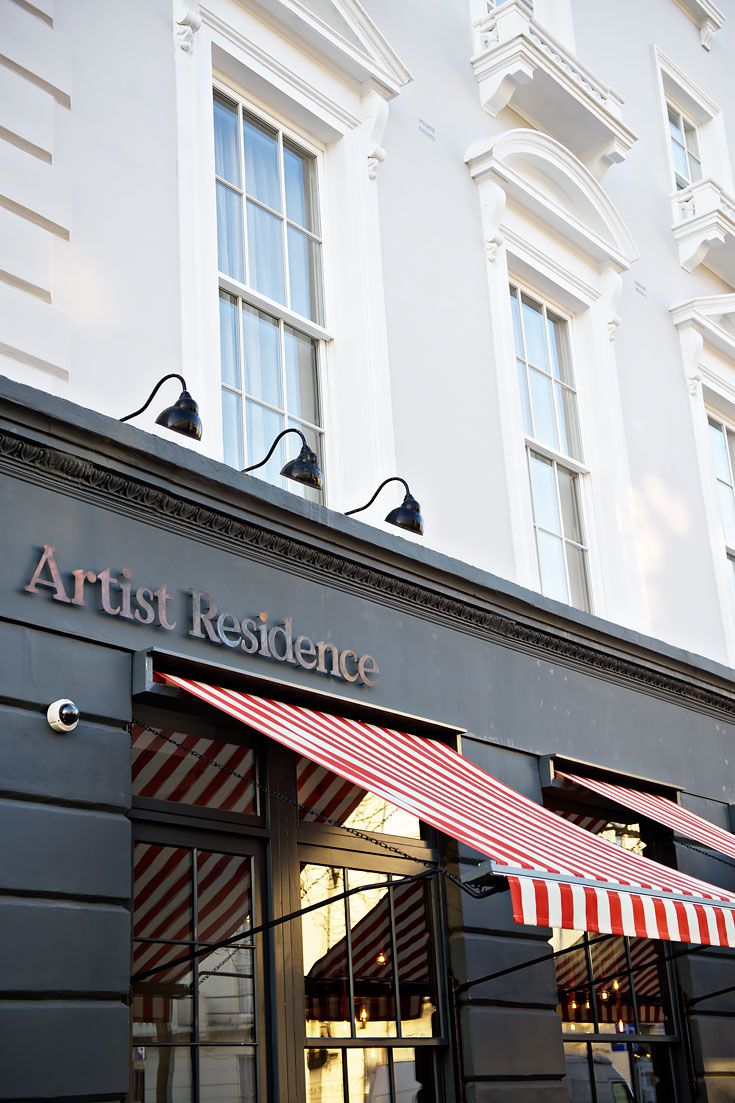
[172,0,409,513]
[705,413,735,570]
[213,79,331,496]
[510,279,593,611]
[654,48,733,201]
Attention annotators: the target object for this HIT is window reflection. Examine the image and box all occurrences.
[297,758,421,838]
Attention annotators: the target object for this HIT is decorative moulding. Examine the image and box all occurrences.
[465,128,638,273]
[2,426,735,720]
[671,295,735,401]
[224,0,413,98]
[672,179,735,284]
[175,0,202,51]
[673,0,725,50]
[470,0,636,177]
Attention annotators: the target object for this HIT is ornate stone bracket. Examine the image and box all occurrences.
[175,0,202,52]
[363,88,389,181]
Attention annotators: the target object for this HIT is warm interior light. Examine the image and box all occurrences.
[570,999,577,1011]
[584,998,591,1010]
[359,1007,368,1026]
[600,989,609,1001]
[376,951,387,966]
[617,1018,625,1033]
[612,977,620,992]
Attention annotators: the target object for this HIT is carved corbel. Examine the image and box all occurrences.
[480,179,506,264]
[679,322,705,398]
[600,270,623,342]
[175,0,202,52]
[678,230,726,274]
[700,17,717,51]
[363,88,390,181]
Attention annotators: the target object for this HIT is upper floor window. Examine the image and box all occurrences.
[213,90,326,500]
[667,101,702,191]
[706,415,735,584]
[510,284,591,611]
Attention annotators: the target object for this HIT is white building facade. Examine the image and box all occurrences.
[2,0,735,664]
[4,3,735,1103]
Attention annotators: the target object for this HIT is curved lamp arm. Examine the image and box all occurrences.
[345,476,411,517]
[244,427,307,473]
[120,374,188,423]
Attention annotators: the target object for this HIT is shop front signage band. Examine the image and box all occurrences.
[23,544,379,686]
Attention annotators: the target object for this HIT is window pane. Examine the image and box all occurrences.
[517,361,532,435]
[346,1049,389,1102]
[197,851,253,946]
[297,758,420,837]
[668,104,684,142]
[288,226,323,322]
[222,389,244,469]
[689,153,702,183]
[243,114,280,210]
[243,305,281,407]
[566,542,591,611]
[133,843,193,944]
[213,95,240,186]
[305,1049,344,1102]
[132,962,194,1042]
[684,118,700,160]
[284,141,318,232]
[247,201,285,303]
[285,327,319,424]
[132,725,256,814]
[394,880,439,1039]
[563,1043,635,1103]
[301,864,351,1036]
[671,139,690,183]
[216,183,244,281]
[547,314,572,384]
[529,369,559,449]
[521,296,549,370]
[348,870,397,1037]
[131,1046,193,1103]
[393,1048,438,1103]
[529,453,561,534]
[246,402,285,482]
[708,421,731,483]
[558,467,583,543]
[558,386,581,460]
[200,1046,257,1103]
[219,292,240,388]
[725,426,735,488]
[199,967,256,1044]
[717,481,735,547]
[537,530,569,603]
[510,287,524,356]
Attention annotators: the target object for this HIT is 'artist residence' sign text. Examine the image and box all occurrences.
[24,545,379,686]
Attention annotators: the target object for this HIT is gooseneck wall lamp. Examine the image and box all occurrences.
[346,477,424,535]
[244,427,322,490]
[120,374,203,441]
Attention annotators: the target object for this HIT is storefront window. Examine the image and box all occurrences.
[130,713,448,1101]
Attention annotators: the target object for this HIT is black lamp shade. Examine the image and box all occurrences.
[385,493,424,535]
[280,443,322,489]
[155,390,203,441]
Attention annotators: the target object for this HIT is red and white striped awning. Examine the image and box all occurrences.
[557,770,735,862]
[163,675,735,949]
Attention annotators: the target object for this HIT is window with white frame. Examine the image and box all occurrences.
[667,100,702,191]
[213,89,326,501]
[509,284,591,612]
[706,414,735,584]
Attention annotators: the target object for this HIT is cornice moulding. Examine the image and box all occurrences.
[2,420,735,723]
[673,0,725,49]
[230,0,412,97]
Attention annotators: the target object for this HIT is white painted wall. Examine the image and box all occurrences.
[2,0,735,666]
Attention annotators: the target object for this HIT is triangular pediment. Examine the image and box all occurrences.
[252,0,412,95]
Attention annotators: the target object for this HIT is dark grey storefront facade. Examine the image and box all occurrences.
[1,375,735,1102]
